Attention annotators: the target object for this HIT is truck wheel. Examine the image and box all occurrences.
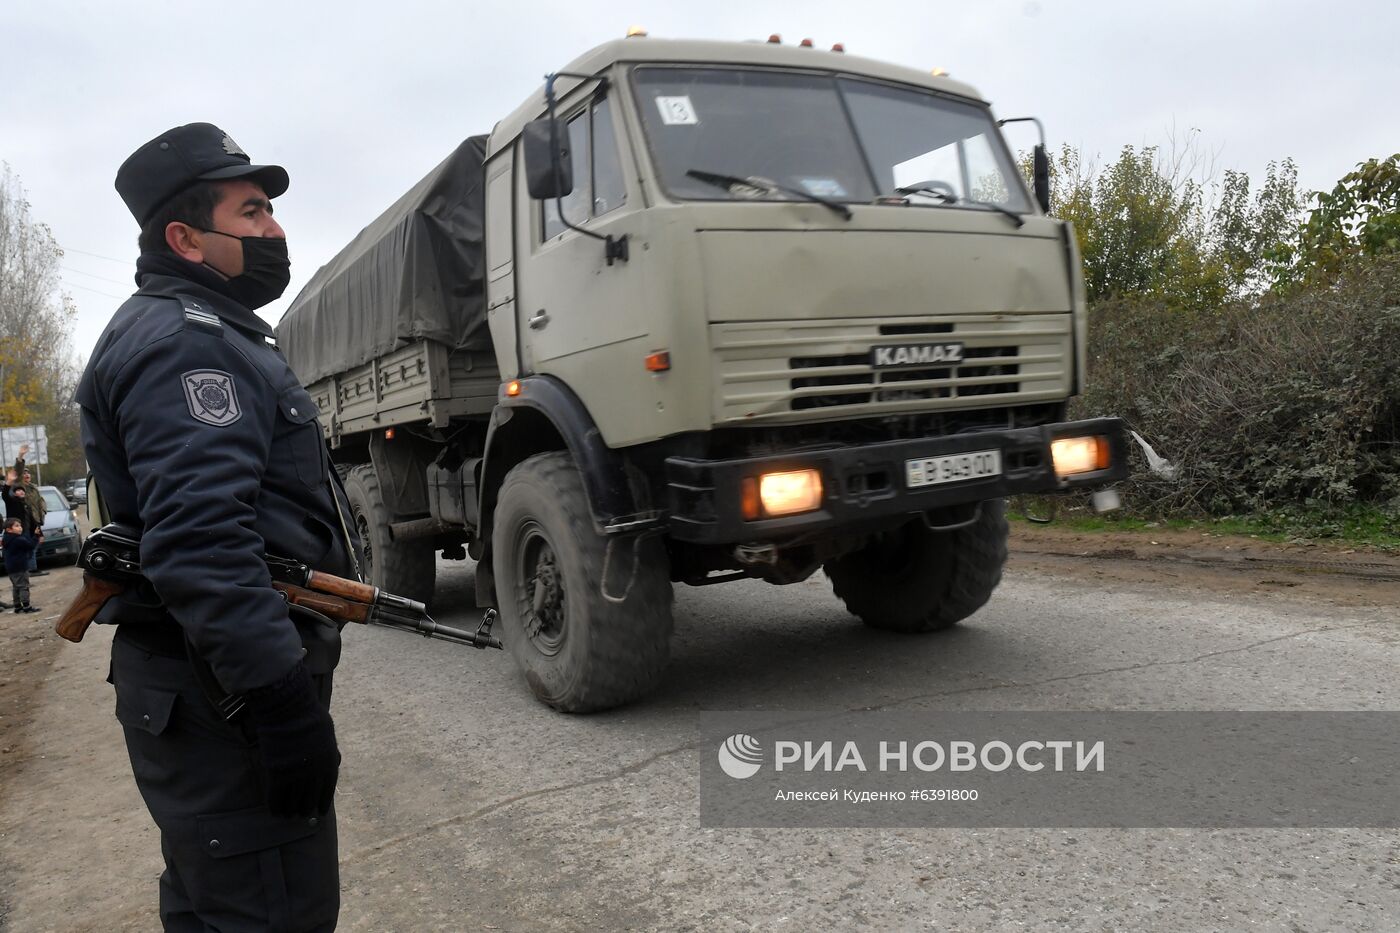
[343,464,436,604]
[493,452,673,713]
[825,499,1008,633]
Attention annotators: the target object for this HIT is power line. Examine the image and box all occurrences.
[62,281,128,301]
[61,265,131,287]
[60,246,134,266]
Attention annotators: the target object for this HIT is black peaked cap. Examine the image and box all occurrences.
[116,122,289,225]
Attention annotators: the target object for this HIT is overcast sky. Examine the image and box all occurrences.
[3,0,1396,360]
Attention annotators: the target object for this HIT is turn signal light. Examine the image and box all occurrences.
[741,478,762,521]
[385,428,395,440]
[645,351,671,372]
[1051,436,1110,477]
[505,380,522,397]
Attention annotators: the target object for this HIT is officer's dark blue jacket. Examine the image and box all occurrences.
[77,272,357,693]
[2,530,37,574]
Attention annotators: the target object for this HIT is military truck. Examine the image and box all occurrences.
[278,34,1128,713]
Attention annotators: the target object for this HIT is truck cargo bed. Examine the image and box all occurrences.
[308,339,499,444]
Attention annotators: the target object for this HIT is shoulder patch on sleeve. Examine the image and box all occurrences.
[182,369,243,426]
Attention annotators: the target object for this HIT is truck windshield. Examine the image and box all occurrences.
[632,67,1029,213]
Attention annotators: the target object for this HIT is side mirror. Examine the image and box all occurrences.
[523,117,574,201]
[1032,144,1051,214]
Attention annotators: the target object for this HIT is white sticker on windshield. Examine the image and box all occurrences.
[797,177,848,198]
[655,96,699,125]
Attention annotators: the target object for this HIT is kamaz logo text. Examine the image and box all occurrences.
[871,342,965,368]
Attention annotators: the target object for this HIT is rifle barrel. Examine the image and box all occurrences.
[369,607,503,649]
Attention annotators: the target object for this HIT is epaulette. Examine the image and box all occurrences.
[178,294,223,335]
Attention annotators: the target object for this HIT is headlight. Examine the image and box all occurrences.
[1050,436,1111,478]
[741,469,824,519]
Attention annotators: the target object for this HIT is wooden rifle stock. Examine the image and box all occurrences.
[271,581,370,624]
[54,574,374,646]
[302,570,376,604]
[55,573,129,643]
[55,525,500,650]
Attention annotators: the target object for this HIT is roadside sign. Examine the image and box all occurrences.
[1,425,48,472]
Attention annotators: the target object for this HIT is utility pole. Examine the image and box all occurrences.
[0,362,6,471]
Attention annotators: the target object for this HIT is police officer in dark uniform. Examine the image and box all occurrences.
[77,123,358,932]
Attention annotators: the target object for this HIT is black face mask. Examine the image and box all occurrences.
[196,228,292,310]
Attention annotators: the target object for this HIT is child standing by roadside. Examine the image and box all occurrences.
[3,518,41,613]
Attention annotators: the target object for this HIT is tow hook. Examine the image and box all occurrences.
[734,542,779,566]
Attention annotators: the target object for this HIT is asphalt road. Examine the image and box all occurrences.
[2,541,1397,931]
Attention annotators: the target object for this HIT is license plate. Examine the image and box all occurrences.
[906,449,1002,488]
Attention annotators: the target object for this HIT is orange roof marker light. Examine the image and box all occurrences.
[645,351,672,373]
[831,43,846,52]
[799,38,814,47]
[505,380,522,397]
[931,67,950,77]
[626,25,648,38]
[767,34,782,43]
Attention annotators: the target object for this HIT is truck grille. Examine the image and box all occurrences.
[790,344,1021,410]
[713,316,1071,424]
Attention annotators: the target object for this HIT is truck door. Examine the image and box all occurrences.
[484,149,519,381]
[514,90,645,375]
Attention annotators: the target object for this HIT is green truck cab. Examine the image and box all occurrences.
[279,36,1128,712]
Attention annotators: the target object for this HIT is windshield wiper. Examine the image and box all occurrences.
[686,169,852,220]
[894,183,1025,228]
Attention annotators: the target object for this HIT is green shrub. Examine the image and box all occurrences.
[1074,256,1400,516]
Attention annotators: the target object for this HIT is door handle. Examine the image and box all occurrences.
[528,310,550,330]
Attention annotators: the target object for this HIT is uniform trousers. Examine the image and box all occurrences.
[110,629,340,932]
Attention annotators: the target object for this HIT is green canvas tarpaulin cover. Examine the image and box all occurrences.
[276,135,490,385]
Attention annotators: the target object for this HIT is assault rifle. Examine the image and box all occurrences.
[55,523,502,650]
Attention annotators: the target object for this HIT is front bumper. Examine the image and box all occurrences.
[666,417,1127,544]
[39,535,79,560]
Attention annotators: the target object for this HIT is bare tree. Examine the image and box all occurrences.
[0,163,83,478]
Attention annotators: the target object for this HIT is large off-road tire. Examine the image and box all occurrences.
[493,452,673,713]
[343,464,436,605]
[825,499,1009,633]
